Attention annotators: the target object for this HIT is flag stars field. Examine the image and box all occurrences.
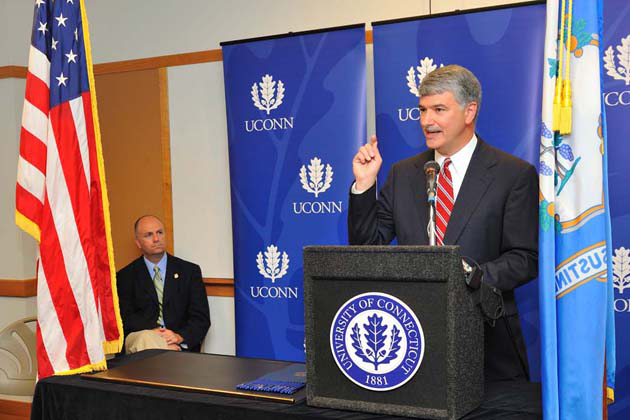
[65,49,77,63]
[37,21,48,35]
[56,72,67,86]
[55,13,67,27]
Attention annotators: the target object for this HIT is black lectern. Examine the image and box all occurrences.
[303,246,483,420]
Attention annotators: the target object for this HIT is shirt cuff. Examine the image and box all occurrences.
[351,182,369,195]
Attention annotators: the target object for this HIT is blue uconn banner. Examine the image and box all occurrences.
[604,0,630,417]
[372,3,545,377]
[221,25,366,361]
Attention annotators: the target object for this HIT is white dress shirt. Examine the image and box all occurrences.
[434,134,477,201]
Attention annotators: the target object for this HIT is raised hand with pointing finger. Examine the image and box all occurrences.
[352,135,383,192]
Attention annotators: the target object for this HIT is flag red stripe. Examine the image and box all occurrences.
[39,196,90,370]
[19,127,47,175]
[36,322,54,378]
[48,102,107,360]
[82,93,118,342]
[24,72,50,115]
[81,95,104,310]
[49,104,100,306]
[16,183,44,225]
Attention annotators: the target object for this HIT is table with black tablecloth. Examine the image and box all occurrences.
[30,350,541,420]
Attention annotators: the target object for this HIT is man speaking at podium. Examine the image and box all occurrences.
[348,65,538,382]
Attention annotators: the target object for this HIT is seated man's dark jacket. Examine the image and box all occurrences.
[117,254,210,352]
[348,138,538,381]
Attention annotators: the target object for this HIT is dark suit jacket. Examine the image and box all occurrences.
[117,254,211,352]
[348,138,538,380]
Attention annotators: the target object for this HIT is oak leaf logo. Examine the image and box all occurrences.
[613,247,630,294]
[406,57,444,97]
[251,74,285,114]
[604,34,630,85]
[256,245,289,283]
[299,157,333,197]
[350,313,401,371]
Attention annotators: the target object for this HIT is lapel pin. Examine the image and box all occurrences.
[174,273,179,279]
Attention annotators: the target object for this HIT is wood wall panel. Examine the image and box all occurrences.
[203,278,235,297]
[0,279,36,297]
[0,66,27,78]
[158,68,175,251]
[95,69,172,270]
[0,399,31,420]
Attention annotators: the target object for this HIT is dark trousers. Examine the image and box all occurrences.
[484,314,530,382]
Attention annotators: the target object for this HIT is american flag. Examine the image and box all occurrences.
[15,0,122,377]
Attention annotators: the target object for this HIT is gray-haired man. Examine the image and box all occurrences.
[349,65,538,381]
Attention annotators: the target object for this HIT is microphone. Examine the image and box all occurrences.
[423,160,440,202]
[424,160,440,246]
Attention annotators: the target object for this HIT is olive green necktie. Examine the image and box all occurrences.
[153,266,164,327]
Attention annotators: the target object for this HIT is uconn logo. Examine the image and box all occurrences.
[603,35,630,107]
[245,74,295,132]
[251,245,299,300]
[330,292,424,391]
[603,91,630,107]
[614,247,630,313]
[244,117,294,132]
[292,157,343,215]
[398,57,444,122]
[398,107,421,122]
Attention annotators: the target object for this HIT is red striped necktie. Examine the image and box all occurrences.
[435,158,454,246]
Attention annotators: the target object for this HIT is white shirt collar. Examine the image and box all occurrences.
[433,134,477,200]
[434,134,477,171]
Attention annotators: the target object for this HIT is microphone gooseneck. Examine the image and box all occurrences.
[423,160,440,202]
[424,160,440,246]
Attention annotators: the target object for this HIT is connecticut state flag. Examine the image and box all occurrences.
[538,0,616,419]
[15,0,123,377]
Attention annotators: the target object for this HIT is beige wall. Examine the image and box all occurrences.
[0,78,37,281]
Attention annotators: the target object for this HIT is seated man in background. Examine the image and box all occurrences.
[117,215,210,353]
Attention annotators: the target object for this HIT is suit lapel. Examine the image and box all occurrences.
[413,150,434,243]
[444,138,496,245]
[136,256,159,306]
[163,254,177,306]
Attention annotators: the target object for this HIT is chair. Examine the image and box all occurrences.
[0,317,37,396]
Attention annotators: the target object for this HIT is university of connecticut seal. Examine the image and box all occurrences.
[329,292,424,391]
